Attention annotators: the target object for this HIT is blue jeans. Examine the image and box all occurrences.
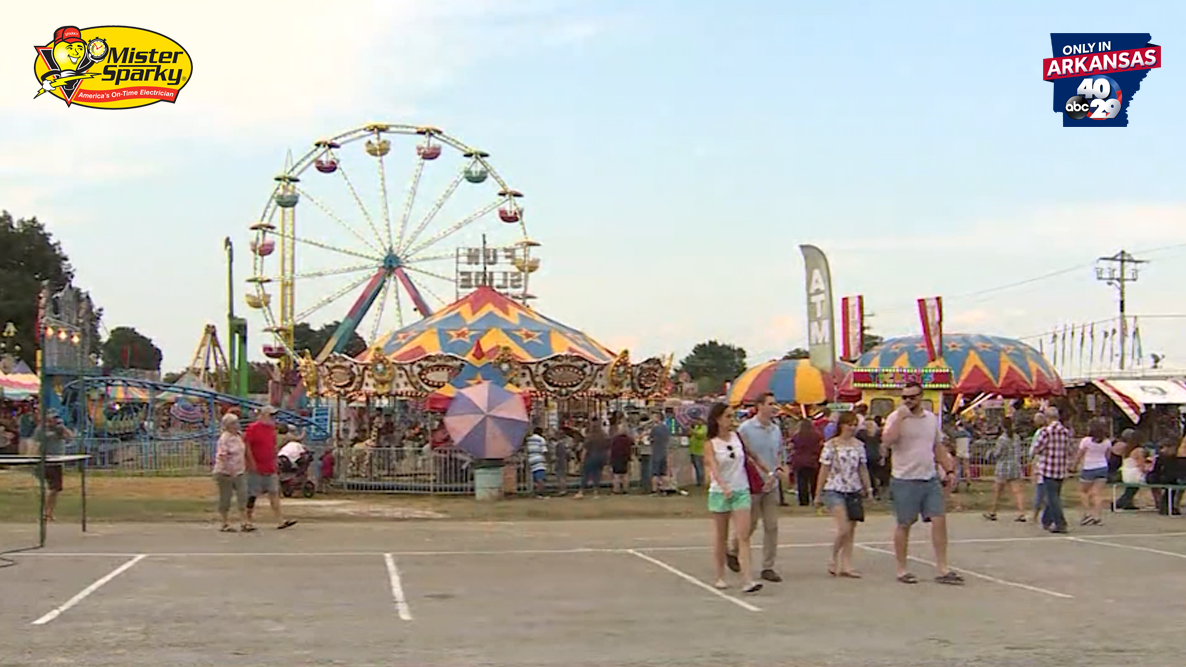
[690,454,704,487]
[1041,477,1067,530]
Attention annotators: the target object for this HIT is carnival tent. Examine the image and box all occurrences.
[360,286,617,365]
[0,372,39,399]
[857,333,1064,397]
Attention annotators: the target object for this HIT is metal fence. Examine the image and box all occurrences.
[333,445,534,495]
[68,437,215,476]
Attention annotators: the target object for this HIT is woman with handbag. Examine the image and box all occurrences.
[814,411,872,578]
[703,402,765,594]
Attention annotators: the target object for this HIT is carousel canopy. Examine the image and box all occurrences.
[857,333,1064,397]
[360,286,617,365]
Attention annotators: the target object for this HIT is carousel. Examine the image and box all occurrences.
[299,285,671,408]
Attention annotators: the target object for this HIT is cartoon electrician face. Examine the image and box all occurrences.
[53,41,85,69]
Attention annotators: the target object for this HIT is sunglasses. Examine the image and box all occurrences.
[726,444,737,459]
[902,393,921,399]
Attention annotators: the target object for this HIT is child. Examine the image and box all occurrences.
[318,448,335,493]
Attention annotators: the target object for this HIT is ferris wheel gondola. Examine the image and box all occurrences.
[248,123,534,366]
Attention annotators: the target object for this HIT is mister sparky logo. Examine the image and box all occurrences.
[34,25,191,108]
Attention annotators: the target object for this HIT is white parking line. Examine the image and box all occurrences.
[8,531,1185,558]
[856,545,1073,599]
[31,555,146,625]
[626,549,761,612]
[1068,536,1186,561]
[383,553,413,621]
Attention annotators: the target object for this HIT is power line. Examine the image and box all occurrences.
[872,240,1186,319]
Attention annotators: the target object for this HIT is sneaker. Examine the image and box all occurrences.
[760,569,782,583]
[742,582,763,594]
[726,554,740,573]
[1049,526,1068,534]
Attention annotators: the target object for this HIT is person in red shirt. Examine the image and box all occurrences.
[243,406,297,530]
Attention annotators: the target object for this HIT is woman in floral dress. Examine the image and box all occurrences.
[984,417,1026,522]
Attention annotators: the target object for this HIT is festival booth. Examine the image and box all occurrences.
[1064,377,1186,444]
[299,286,671,494]
[856,333,1064,416]
[855,334,1065,479]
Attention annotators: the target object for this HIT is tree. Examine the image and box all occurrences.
[782,347,810,360]
[0,211,102,366]
[678,340,747,395]
[291,320,367,358]
[862,311,884,354]
[101,326,163,371]
[247,362,273,394]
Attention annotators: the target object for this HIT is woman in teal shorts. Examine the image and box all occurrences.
[703,402,765,594]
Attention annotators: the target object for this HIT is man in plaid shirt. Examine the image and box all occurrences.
[1031,407,1071,533]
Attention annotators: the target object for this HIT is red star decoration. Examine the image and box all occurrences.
[514,328,542,344]
[448,328,474,343]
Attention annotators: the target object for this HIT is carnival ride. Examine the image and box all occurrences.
[247,123,538,370]
[61,375,330,471]
[304,286,669,403]
[184,324,230,393]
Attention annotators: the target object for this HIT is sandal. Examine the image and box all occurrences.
[1014,515,1027,523]
[897,572,919,584]
[935,570,965,585]
[219,525,237,533]
[241,524,257,532]
[278,519,297,530]
[839,570,863,579]
[713,579,728,590]
[827,563,837,577]
[982,512,997,521]
[741,582,763,594]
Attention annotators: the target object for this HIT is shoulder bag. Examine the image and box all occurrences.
[734,431,765,494]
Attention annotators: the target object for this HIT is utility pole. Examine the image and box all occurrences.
[1095,250,1147,371]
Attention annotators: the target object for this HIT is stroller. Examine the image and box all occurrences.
[279,451,316,498]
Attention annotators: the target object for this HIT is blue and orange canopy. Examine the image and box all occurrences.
[360,286,617,365]
[856,333,1063,397]
[728,359,851,406]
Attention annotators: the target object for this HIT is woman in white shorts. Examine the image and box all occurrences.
[1074,419,1111,526]
[703,402,763,594]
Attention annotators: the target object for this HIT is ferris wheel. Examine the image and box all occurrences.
[245,123,537,364]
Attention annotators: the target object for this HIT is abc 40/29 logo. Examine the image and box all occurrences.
[1065,75,1123,120]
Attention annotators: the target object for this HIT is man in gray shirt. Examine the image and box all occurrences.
[648,413,670,494]
[728,392,785,582]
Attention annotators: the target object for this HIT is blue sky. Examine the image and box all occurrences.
[3,0,1185,379]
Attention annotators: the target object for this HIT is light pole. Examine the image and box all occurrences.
[1095,250,1147,371]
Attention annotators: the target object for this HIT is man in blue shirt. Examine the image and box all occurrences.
[727,392,785,582]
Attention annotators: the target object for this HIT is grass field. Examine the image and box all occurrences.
[0,468,1104,523]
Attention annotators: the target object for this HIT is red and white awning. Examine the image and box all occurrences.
[1091,379,1186,423]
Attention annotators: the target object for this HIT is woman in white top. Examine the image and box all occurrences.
[1074,419,1111,526]
[703,402,765,594]
[813,411,871,578]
